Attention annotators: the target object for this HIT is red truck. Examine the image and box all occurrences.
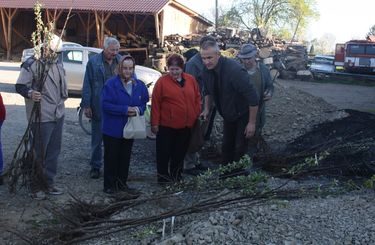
[334,39,375,73]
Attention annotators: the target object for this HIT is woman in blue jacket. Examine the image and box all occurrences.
[101,55,149,194]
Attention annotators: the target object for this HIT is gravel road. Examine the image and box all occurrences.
[0,62,374,244]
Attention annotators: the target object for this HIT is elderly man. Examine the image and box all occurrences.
[80,37,121,179]
[237,43,273,156]
[200,38,259,166]
[15,35,68,198]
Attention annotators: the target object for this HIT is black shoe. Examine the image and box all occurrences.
[103,188,116,194]
[90,168,100,179]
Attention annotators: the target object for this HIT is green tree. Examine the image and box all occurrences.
[221,0,318,39]
[368,24,375,36]
[288,0,319,42]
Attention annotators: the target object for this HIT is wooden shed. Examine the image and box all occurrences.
[0,0,213,60]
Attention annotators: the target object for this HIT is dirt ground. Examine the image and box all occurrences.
[0,61,374,244]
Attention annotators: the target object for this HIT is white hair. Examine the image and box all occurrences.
[103,37,120,49]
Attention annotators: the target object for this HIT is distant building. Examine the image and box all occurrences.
[0,0,213,59]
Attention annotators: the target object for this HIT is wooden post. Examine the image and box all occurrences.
[133,14,137,33]
[94,11,111,48]
[159,11,164,46]
[94,11,101,47]
[0,8,17,60]
[154,13,160,46]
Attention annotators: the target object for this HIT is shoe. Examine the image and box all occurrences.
[119,185,141,196]
[103,188,116,194]
[90,168,100,179]
[30,191,47,200]
[47,186,63,195]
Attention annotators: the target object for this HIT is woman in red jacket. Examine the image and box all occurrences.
[0,93,6,185]
[151,54,201,184]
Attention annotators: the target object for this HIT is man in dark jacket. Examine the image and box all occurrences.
[80,37,121,179]
[200,38,259,165]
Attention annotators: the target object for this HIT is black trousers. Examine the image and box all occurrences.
[156,126,191,182]
[103,134,134,190]
[222,113,249,165]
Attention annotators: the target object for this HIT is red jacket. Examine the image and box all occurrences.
[0,93,6,122]
[151,73,201,129]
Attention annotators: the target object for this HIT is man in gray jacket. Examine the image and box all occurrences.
[80,37,121,179]
[237,43,274,156]
[200,38,259,166]
[16,35,68,198]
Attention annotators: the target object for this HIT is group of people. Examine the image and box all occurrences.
[11,34,273,198]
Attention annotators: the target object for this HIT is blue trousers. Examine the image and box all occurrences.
[90,119,103,170]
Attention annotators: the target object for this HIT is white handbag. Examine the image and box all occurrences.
[123,107,147,139]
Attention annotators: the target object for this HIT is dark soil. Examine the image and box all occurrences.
[259,109,375,177]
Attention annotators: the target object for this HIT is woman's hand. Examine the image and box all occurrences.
[151,125,159,134]
[127,107,137,117]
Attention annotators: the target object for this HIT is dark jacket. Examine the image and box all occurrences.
[202,56,259,122]
[81,52,122,121]
[184,53,204,93]
[101,75,149,139]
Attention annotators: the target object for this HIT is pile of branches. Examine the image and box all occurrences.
[11,155,357,244]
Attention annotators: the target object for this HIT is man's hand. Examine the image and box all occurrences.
[127,107,137,117]
[244,122,256,138]
[151,125,159,134]
[200,109,210,121]
[30,90,42,102]
[263,90,272,101]
[84,108,92,118]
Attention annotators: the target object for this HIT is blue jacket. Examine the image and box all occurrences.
[80,52,122,121]
[101,75,149,138]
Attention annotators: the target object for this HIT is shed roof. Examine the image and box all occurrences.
[0,0,170,14]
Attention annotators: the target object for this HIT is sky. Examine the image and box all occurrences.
[177,0,375,43]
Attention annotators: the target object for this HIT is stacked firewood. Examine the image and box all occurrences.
[118,32,148,48]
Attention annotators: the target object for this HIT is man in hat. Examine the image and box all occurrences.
[200,37,259,166]
[237,43,273,156]
[15,34,68,198]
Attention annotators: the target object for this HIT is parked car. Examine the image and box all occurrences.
[310,55,335,73]
[21,41,83,62]
[21,45,161,95]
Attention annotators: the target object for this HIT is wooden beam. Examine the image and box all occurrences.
[121,13,132,31]
[13,27,32,46]
[136,15,149,33]
[133,14,136,33]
